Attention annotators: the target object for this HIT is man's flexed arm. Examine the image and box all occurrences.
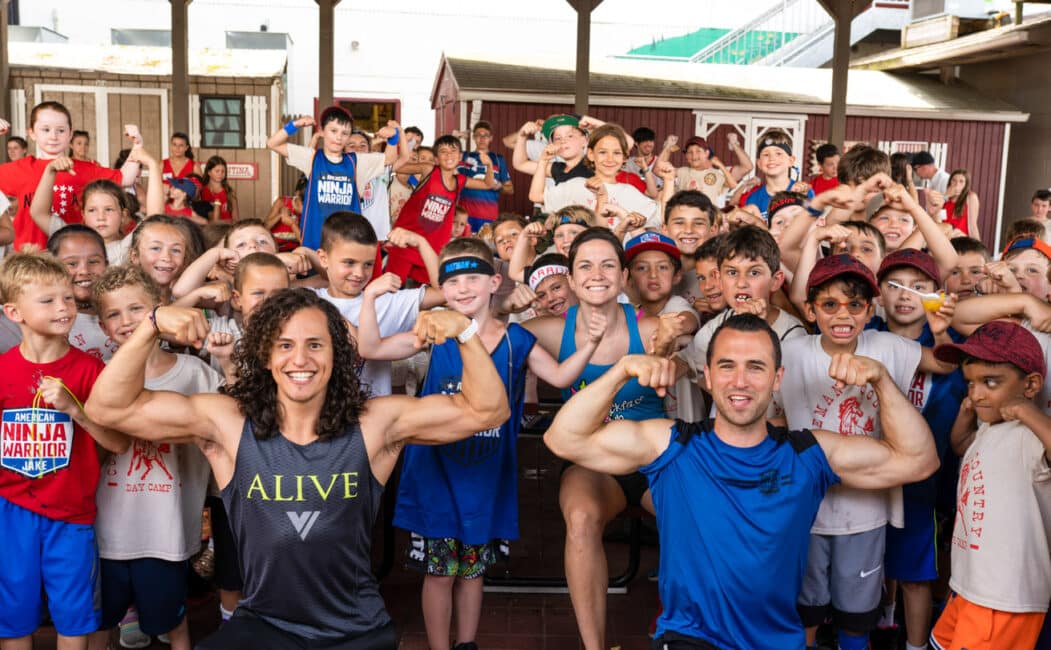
[815,353,939,489]
[544,355,676,475]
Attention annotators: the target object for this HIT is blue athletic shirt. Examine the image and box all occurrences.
[393,324,535,544]
[458,151,510,224]
[743,183,814,224]
[871,319,966,506]
[300,150,361,250]
[558,304,664,421]
[640,419,840,650]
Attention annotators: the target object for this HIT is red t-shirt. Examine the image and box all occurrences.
[162,157,196,180]
[811,175,840,196]
[0,346,106,524]
[165,203,194,219]
[201,186,232,222]
[615,171,648,194]
[386,169,467,284]
[271,196,301,253]
[0,157,123,250]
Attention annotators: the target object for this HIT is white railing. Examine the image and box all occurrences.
[690,0,834,65]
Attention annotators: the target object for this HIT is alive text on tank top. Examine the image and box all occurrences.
[220,418,389,640]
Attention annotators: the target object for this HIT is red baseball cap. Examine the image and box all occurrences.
[684,136,709,152]
[934,320,1046,377]
[625,232,681,263]
[877,248,940,285]
[806,254,880,297]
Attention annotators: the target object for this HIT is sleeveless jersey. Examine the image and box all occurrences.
[162,158,195,180]
[221,419,389,640]
[558,304,664,421]
[300,150,361,250]
[394,324,535,543]
[641,420,839,649]
[943,198,970,235]
[385,169,466,282]
[200,185,232,222]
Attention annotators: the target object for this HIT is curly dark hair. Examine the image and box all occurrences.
[221,288,370,441]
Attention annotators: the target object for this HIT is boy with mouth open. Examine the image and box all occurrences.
[779,254,956,650]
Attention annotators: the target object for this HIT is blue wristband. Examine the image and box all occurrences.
[284,121,299,136]
[387,128,399,146]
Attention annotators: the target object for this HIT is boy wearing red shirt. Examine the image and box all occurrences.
[0,253,128,647]
[811,143,841,195]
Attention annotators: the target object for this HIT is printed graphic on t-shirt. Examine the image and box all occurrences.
[569,377,644,421]
[436,375,501,465]
[101,440,175,494]
[315,172,357,207]
[907,371,932,410]
[70,330,118,362]
[419,194,453,231]
[52,183,79,220]
[1,407,74,478]
[954,452,986,552]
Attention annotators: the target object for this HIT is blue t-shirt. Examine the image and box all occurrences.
[301,150,361,250]
[744,183,814,223]
[393,324,535,544]
[871,319,967,505]
[640,420,839,650]
[558,304,664,421]
[458,151,510,224]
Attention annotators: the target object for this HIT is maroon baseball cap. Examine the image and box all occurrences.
[934,320,1046,376]
[806,254,880,297]
[877,248,940,285]
[684,136,709,152]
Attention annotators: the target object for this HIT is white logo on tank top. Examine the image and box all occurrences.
[287,511,321,540]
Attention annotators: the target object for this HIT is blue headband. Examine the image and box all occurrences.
[757,140,793,157]
[438,256,495,285]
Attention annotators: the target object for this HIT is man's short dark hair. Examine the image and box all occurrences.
[472,120,493,133]
[632,127,655,144]
[405,126,424,140]
[320,211,377,251]
[1033,189,1051,203]
[707,313,782,370]
[319,106,353,130]
[815,143,839,164]
[716,226,780,274]
[8,136,27,149]
[665,190,716,225]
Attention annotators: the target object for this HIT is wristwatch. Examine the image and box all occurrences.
[457,318,479,344]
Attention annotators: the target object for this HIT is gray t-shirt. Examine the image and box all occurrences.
[94,354,222,560]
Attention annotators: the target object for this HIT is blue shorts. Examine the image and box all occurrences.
[467,216,492,233]
[100,558,187,635]
[885,499,937,582]
[0,496,101,637]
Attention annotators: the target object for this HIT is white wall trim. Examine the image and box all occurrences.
[994,122,1011,253]
[32,84,169,162]
[189,94,201,149]
[270,79,281,202]
[9,89,27,138]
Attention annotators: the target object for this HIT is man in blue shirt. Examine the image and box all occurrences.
[544,314,939,650]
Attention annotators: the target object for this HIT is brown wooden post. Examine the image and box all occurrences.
[170,0,192,135]
[567,0,603,115]
[317,0,342,112]
[828,0,852,148]
[0,0,9,150]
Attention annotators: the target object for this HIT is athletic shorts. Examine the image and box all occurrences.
[0,496,101,637]
[405,533,498,579]
[99,558,187,635]
[206,496,243,591]
[561,462,650,508]
[797,527,886,632]
[196,607,397,650]
[931,593,1045,650]
[885,500,938,582]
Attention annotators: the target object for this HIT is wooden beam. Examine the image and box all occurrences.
[567,0,603,115]
[170,0,191,135]
[0,0,8,151]
[317,0,342,112]
[817,0,872,20]
[829,0,852,148]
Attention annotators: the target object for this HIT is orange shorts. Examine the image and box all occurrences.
[931,593,1045,650]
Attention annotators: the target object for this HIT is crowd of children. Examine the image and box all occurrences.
[0,100,1048,650]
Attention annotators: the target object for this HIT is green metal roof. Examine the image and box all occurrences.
[622,28,730,59]
[621,28,800,65]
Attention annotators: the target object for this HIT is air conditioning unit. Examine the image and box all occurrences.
[911,0,997,20]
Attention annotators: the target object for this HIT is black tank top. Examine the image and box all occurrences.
[221,418,389,640]
[551,160,593,185]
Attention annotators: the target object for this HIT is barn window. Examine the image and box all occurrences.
[200,96,245,148]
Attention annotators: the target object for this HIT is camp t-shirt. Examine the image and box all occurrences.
[69,312,119,363]
[0,346,105,523]
[778,330,920,533]
[0,156,123,249]
[675,167,727,205]
[951,419,1051,612]
[95,354,221,560]
[312,287,424,397]
[543,177,660,230]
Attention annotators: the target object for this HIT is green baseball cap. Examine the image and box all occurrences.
[542,114,581,140]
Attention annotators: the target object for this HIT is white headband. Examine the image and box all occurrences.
[528,264,569,291]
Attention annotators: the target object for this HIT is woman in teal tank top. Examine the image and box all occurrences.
[522,227,674,649]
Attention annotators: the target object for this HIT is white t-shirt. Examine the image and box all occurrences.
[543,177,660,230]
[94,354,222,560]
[779,330,920,534]
[951,419,1051,612]
[313,286,424,397]
[657,296,705,421]
[69,312,118,362]
[675,167,726,206]
[359,167,392,241]
[207,314,244,376]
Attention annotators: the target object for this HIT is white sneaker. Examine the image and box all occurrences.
[118,622,152,649]
[157,633,171,644]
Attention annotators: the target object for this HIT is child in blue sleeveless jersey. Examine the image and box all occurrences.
[386,238,607,650]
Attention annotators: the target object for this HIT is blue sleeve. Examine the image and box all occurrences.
[802,441,840,497]
[638,422,685,480]
[497,154,511,183]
